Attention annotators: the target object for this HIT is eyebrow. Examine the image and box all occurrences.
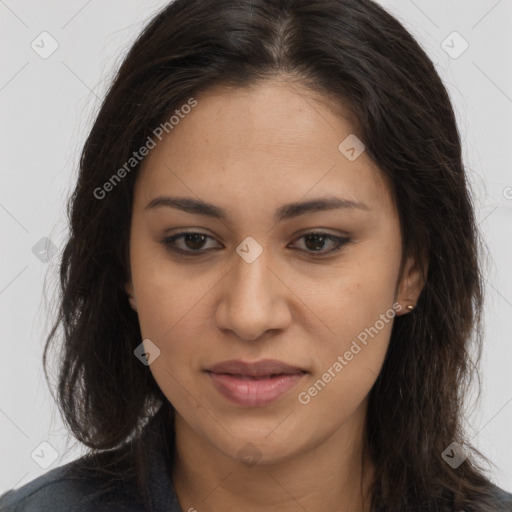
[144,195,370,222]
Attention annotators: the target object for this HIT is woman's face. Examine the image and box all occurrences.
[126,79,423,465]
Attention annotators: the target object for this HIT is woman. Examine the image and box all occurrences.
[1,0,510,510]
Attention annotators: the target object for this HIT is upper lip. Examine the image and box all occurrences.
[206,359,307,377]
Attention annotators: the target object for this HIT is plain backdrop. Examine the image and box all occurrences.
[1,0,511,494]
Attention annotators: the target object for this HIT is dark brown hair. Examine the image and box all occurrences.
[43,0,504,510]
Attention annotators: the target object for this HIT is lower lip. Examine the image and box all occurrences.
[207,371,306,407]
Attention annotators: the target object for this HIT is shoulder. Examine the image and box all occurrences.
[490,484,512,511]
[0,407,180,512]
[0,455,143,512]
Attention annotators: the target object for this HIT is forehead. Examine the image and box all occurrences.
[147,80,356,164]
[135,80,394,215]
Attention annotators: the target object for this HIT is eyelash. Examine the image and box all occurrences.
[161,231,351,258]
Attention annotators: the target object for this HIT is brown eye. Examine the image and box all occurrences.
[162,232,221,256]
[161,231,350,258]
[290,232,351,256]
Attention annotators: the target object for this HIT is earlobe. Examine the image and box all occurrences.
[125,281,137,312]
[129,296,137,311]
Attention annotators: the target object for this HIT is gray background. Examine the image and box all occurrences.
[1,0,511,493]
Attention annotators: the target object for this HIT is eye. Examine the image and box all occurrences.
[289,232,350,256]
[161,231,350,257]
[161,232,221,256]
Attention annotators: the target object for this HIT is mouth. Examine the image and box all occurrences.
[205,359,308,407]
[206,358,307,377]
[210,373,303,379]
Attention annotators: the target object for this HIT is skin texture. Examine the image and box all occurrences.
[125,78,425,512]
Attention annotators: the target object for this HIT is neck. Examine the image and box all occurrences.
[170,405,374,512]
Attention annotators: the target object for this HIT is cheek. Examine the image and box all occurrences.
[316,302,395,382]
[298,249,399,405]
[132,263,205,410]
[130,245,204,338]
[296,313,394,428]
[306,256,399,342]
[130,254,217,394]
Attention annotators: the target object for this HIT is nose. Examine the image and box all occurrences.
[214,249,292,341]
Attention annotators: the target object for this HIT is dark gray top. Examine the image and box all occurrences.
[1,411,511,511]
[0,411,182,512]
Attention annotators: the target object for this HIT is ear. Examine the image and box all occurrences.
[395,254,427,316]
[125,280,137,312]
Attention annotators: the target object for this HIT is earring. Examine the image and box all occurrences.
[406,305,414,311]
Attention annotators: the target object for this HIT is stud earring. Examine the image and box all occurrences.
[406,305,414,311]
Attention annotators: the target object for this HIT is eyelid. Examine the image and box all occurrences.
[161,230,351,258]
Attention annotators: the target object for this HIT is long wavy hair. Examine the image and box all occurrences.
[43,0,502,510]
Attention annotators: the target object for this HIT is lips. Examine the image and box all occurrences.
[207,359,306,377]
[206,359,307,407]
